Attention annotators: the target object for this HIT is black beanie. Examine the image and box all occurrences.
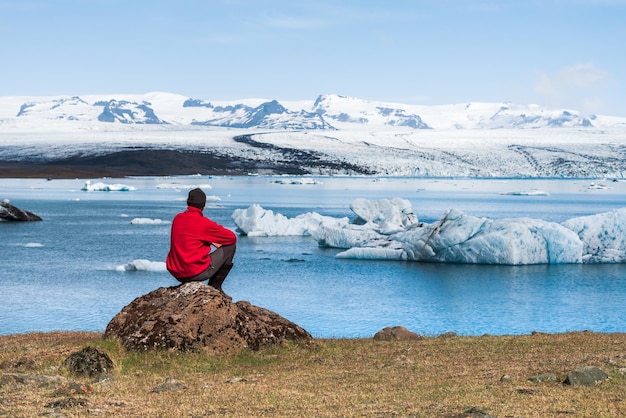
[187,188,206,209]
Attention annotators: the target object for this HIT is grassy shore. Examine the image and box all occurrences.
[1,331,626,417]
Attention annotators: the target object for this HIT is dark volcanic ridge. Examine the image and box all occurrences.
[0,149,286,178]
[0,145,372,179]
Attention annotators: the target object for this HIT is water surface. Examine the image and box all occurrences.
[1,176,625,337]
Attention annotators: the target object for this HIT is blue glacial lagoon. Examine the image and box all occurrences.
[1,175,625,338]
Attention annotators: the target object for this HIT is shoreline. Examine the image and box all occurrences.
[2,328,625,339]
[3,330,626,416]
[1,162,624,181]
[3,149,624,181]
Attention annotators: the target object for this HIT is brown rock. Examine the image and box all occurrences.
[564,366,609,386]
[64,346,114,378]
[373,326,422,341]
[104,282,312,353]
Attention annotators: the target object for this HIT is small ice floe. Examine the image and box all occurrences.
[271,177,323,185]
[500,190,549,196]
[130,218,170,225]
[115,259,167,272]
[81,180,136,192]
[172,195,221,204]
[156,183,212,190]
[18,242,44,248]
[588,182,611,190]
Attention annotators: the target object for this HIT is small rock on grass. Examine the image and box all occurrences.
[564,366,608,386]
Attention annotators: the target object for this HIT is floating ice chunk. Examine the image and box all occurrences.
[350,197,418,233]
[231,204,348,236]
[115,259,167,272]
[394,208,582,265]
[81,180,136,192]
[336,247,407,260]
[130,218,170,225]
[232,198,626,265]
[156,183,212,190]
[562,208,626,263]
[500,190,549,196]
[17,242,44,248]
[271,177,323,185]
[311,224,387,249]
[588,182,611,190]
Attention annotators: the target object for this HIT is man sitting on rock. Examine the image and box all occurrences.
[166,188,237,297]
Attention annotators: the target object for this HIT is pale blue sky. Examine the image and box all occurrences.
[1,0,625,116]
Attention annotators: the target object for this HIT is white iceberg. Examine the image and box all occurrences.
[562,208,626,263]
[81,180,136,192]
[393,208,582,265]
[336,247,407,260]
[231,198,626,265]
[311,224,388,249]
[350,197,418,233]
[156,183,212,190]
[231,203,348,237]
[115,259,167,272]
[130,217,170,225]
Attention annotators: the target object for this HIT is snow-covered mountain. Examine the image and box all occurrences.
[2,92,626,131]
[1,92,626,178]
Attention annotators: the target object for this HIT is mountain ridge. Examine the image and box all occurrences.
[2,92,625,132]
[2,92,626,179]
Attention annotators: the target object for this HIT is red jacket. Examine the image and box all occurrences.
[166,206,237,279]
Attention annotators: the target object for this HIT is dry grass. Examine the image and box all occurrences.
[1,331,626,417]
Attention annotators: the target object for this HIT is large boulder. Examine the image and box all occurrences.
[0,200,42,221]
[373,326,422,341]
[104,282,312,353]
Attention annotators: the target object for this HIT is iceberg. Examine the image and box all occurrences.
[115,259,167,272]
[311,224,388,249]
[394,208,582,265]
[350,197,418,233]
[562,208,626,263]
[231,198,626,265]
[231,203,348,237]
[81,180,136,192]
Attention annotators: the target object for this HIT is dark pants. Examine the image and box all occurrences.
[178,244,236,283]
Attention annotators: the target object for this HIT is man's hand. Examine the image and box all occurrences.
[212,242,222,248]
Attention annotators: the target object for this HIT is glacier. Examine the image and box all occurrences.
[232,198,626,265]
[2,92,626,178]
